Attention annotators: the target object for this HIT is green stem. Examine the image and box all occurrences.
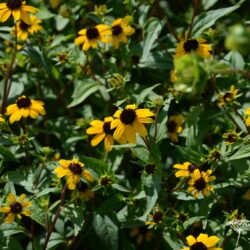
[1,22,18,114]
[186,0,198,40]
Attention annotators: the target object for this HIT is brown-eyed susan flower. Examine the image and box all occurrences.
[54,159,93,190]
[0,114,4,123]
[76,182,94,201]
[111,16,135,49]
[15,15,42,41]
[167,114,184,142]
[130,227,153,245]
[175,38,212,59]
[110,104,154,144]
[182,233,222,250]
[145,206,164,226]
[245,107,250,127]
[6,95,45,124]
[75,24,111,51]
[86,117,117,151]
[0,193,32,224]
[173,162,198,178]
[222,130,239,145]
[187,169,215,199]
[0,1,38,24]
[217,85,239,108]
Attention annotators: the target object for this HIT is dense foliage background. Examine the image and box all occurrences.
[0,0,250,249]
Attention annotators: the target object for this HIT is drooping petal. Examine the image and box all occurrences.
[90,132,105,147]
[186,235,196,246]
[82,169,94,182]
[204,236,220,247]
[124,125,136,144]
[113,123,125,141]
[104,135,113,151]
[5,213,15,224]
[133,120,148,137]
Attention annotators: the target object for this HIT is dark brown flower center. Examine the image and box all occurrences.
[145,164,156,174]
[112,25,123,36]
[86,28,99,40]
[103,122,114,135]
[16,96,31,108]
[10,202,22,214]
[120,108,136,125]
[223,92,233,102]
[19,21,30,31]
[69,162,83,175]
[184,39,199,53]
[188,164,198,173]
[227,133,237,143]
[7,0,22,10]
[100,176,112,186]
[194,178,206,191]
[153,211,163,223]
[211,151,221,161]
[178,213,188,222]
[167,120,177,133]
[77,182,88,192]
[190,242,207,250]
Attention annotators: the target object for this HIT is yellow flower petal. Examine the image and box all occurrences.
[133,120,148,137]
[186,235,196,246]
[0,207,11,213]
[90,132,106,147]
[124,125,136,144]
[82,169,94,182]
[113,123,125,141]
[5,213,15,224]
[104,135,113,151]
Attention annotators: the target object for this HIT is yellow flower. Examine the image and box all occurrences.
[110,104,154,144]
[175,38,212,59]
[145,206,164,226]
[173,162,198,178]
[15,15,42,41]
[76,182,94,201]
[111,16,135,49]
[217,85,239,108]
[0,114,4,123]
[75,24,111,51]
[222,130,238,145]
[54,159,93,190]
[0,1,38,24]
[6,95,45,123]
[167,114,184,142]
[0,193,32,224]
[245,107,250,127]
[187,169,215,199]
[182,233,222,250]
[86,117,117,152]
[130,227,153,245]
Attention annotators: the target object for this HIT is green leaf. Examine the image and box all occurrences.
[142,174,161,214]
[141,18,165,61]
[63,204,85,236]
[227,145,250,161]
[192,0,245,37]
[163,231,182,249]
[0,223,26,237]
[0,145,16,161]
[68,80,101,108]
[202,0,218,10]
[34,187,60,199]
[173,145,205,164]
[93,213,118,250]
[224,50,245,70]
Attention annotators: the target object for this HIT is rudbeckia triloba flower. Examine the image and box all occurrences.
[0,193,32,224]
[0,114,4,123]
[222,130,239,145]
[6,95,45,123]
[75,24,111,51]
[245,108,250,127]
[15,15,42,40]
[86,117,118,152]
[111,16,135,49]
[54,159,93,190]
[173,162,198,178]
[145,207,164,226]
[175,38,212,59]
[182,233,222,250]
[130,227,153,245]
[0,1,38,24]
[217,85,239,108]
[111,104,154,144]
[76,182,94,201]
[187,169,215,199]
[167,114,184,143]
